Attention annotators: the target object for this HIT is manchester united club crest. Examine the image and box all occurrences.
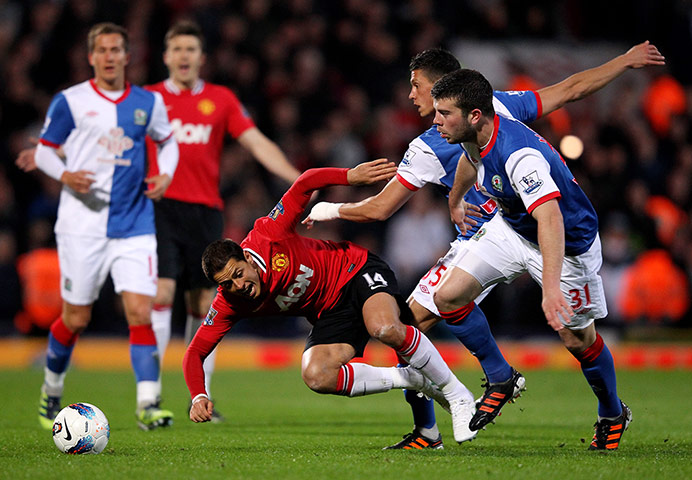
[197,99,216,115]
[272,253,289,272]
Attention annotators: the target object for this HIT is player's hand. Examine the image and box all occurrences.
[541,287,574,331]
[347,158,396,186]
[144,173,172,201]
[16,141,38,172]
[624,40,665,69]
[61,170,96,194]
[450,200,478,235]
[464,202,482,224]
[189,397,214,423]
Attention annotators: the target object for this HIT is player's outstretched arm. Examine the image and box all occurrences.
[238,127,301,183]
[537,40,665,117]
[302,159,398,226]
[346,158,397,185]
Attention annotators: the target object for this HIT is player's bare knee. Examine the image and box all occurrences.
[433,286,470,313]
[301,364,335,394]
[125,307,152,326]
[63,316,89,333]
[559,327,588,353]
[368,321,404,347]
[62,306,91,332]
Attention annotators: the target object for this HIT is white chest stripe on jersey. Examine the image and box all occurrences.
[275,264,313,311]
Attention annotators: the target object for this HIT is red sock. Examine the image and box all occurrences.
[129,324,157,345]
[50,316,78,347]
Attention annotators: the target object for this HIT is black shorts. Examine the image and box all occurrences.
[154,198,223,289]
[304,253,413,357]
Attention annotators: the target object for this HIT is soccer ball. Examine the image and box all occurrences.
[52,403,110,454]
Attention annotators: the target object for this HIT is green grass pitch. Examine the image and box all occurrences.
[1,367,691,479]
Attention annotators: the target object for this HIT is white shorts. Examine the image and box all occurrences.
[409,238,493,317]
[447,214,607,329]
[56,233,158,305]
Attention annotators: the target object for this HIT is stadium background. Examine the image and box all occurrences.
[0,0,691,369]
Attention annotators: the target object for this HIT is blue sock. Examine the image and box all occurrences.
[130,344,159,382]
[404,388,436,430]
[445,304,512,384]
[397,362,436,430]
[46,333,75,374]
[578,334,621,418]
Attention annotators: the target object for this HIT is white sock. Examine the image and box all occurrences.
[43,367,66,397]
[398,326,473,402]
[151,305,172,363]
[418,425,440,439]
[340,363,394,396]
[203,346,217,398]
[136,380,159,409]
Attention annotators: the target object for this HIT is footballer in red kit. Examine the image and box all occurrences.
[145,80,254,210]
[143,22,300,421]
[183,160,480,445]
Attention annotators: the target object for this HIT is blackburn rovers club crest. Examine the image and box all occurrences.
[203,307,218,326]
[197,99,216,115]
[471,227,487,241]
[272,253,290,272]
[134,109,148,125]
[491,175,503,191]
[520,170,544,194]
[269,201,285,220]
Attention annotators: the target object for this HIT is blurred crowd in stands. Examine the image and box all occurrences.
[1,0,691,339]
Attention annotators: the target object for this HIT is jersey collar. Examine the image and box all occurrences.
[89,79,131,104]
[164,78,205,95]
[480,114,500,159]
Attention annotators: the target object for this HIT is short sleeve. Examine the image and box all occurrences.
[505,147,561,213]
[396,137,447,190]
[39,93,76,147]
[146,92,174,143]
[224,88,255,138]
[493,90,541,124]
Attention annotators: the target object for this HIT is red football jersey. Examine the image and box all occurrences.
[145,79,255,209]
[183,168,369,398]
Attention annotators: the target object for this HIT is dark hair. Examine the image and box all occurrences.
[201,239,245,283]
[87,22,129,53]
[409,48,461,83]
[430,68,495,116]
[164,20,204,50]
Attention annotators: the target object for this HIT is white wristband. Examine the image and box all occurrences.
[308,202,343,221]
[192,393,209,405]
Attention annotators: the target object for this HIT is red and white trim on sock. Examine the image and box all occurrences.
[396,325,422,357]
[336,363,355,396]
[439,302,475,325]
